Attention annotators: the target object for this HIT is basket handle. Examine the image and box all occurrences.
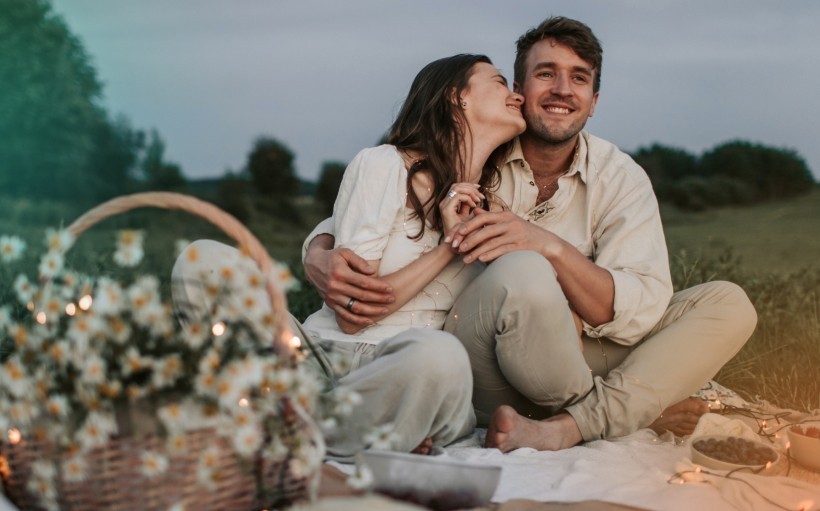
[65,191,293,355]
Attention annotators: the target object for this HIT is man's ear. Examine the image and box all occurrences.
[589,91,600,118]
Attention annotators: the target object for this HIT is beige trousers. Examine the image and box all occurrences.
[443,251,758,441]
[171,240,475,461]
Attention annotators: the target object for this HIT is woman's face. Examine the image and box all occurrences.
[461,62,526,141]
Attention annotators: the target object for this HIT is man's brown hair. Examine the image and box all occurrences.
[514,16,603,93]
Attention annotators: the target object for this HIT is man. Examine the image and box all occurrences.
[304,16,757,451]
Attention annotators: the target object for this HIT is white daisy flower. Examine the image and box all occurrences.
[48,340,70,367]
[0,235,26,262]
[38,251,64,278]
[13,274,35,303]
[116,229,144,249]
[62,454,88,483]
[166,434,188,456]
[194,372,218,397]
[8,401,37,427]
[182,320,210,350]
[81,353,107,385]
[269,261,299,292]
[121,347,152,377]
[92,278,125,316]
[44,228,74,252]
[77,412,115,451]
[139,450,169,478]
[232,424,262,458]
[196,446,221,490]
[45,395,69,418]
[158,403,186,433]
[346,464,374,490]
[1,356,31,398]
[113,245,144,267]
[334,387,363,417]
[364,423,401,451]
[106,316,132,345]
[26,476,57,503]
[269,368,294,396]
[174,239,190,257]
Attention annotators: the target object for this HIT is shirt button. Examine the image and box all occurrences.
[520,162,525,167]
[529,181,535,186]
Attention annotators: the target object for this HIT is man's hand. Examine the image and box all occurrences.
[452,209,557,264]
[304,237,395,327]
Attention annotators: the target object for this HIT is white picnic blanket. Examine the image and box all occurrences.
[332,383,820,511]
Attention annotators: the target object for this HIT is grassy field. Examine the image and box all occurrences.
[2,188,819,412]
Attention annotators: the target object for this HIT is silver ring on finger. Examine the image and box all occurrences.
[346,297,356,312]
[447,189,457,198]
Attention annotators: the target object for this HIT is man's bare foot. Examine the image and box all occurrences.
[484,406,583,453]
[410,437,433,455]
[648,397,710,436]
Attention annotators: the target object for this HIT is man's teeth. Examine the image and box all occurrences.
[545,106,570,114]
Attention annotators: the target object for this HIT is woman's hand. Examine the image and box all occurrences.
[439,183,485,241]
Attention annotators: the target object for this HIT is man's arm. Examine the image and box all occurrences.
[450,208,615,327]
[303,233,395,327]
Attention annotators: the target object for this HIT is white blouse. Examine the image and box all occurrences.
[302,145,483,344]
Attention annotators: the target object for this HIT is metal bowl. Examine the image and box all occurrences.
[357,450,501,508]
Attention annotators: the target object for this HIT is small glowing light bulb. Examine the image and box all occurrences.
[78,295,93,310]
[211,322,226,336]
[289,336,302,349]
[35,312,47,324]
[238,398,249,408]
[8,428,22,445]
[65,302,76,316]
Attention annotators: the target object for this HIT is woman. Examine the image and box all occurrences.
[173,54,525,459]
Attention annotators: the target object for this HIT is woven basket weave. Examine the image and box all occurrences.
[0,192,320,510]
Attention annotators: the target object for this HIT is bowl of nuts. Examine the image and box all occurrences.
[787,425,820,471]
[690,435,779,472]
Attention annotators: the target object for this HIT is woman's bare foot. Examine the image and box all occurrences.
[484,406,583,453]
[410,437,433,455]
[648,397,710,436]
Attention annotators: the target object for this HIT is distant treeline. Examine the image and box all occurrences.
[631,142,816,211]
[2,0,815,218]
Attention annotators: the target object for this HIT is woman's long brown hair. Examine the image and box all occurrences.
[387,54,514,240]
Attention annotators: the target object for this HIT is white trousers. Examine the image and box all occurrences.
[444,251,757,440]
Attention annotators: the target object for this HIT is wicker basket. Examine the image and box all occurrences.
[0,192,322,511]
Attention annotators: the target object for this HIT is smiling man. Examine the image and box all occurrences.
[304,16,758,451]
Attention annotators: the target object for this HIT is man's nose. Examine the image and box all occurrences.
[550,73,572,97]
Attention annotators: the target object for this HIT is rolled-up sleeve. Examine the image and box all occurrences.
[332,146,406,261]
[584,169,673,345]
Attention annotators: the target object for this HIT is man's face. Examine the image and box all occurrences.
[515,39,599,146]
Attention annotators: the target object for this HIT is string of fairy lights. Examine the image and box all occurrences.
[667,399,820,511]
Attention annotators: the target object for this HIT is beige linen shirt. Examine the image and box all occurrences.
[304,132,672,346]
[493,132,673,345]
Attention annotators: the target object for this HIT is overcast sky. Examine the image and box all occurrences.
[51,0,820,182]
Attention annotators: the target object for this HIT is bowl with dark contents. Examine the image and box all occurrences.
[690,435,779,472]
[357,450,501,510]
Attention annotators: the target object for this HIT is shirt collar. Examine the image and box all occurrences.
[505,133,590,184]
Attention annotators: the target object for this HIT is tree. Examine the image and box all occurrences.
[631,144,699,201]
[0,0,103,200]
[246,136,299,198]
[701,141,815,201]
[140,129,187,191]
[315,161,346,215]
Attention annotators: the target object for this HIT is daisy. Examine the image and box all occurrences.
[45,395,69,418]
[139,450,169,478]
[44,228,74,252]
[113,245,144,267]
[1,356,31,398]
[166,434,188,456]
[232,424,262,457]
[106,316,132,345]
[182,320,209,350]
[81,354,107,385]
[346,464,374,491]
[77,412,115,451]
[334,387,363,417]
[62,454,88,483]
[158,403,186,433]
[48,341,70,366]
[269,368,294,396]
[9,401,37,427]
[38,251,64,278]
[0,234,26,262]
[13,274,34,303]
[364,423,401,451]
[270,262,299,292]
[26,476,57,503]
[93,278,125,316]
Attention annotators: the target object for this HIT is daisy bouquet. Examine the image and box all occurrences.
[0,193,356,511]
